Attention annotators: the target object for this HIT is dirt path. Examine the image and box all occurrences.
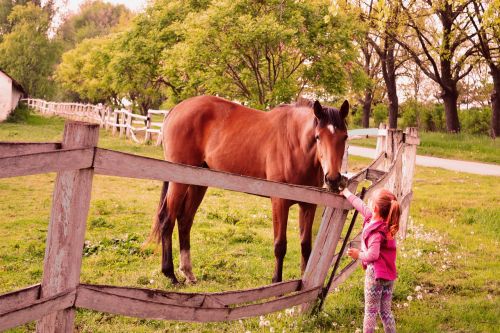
[348,145,500,176]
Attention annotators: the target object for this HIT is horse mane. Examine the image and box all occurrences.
[294,97,348,131]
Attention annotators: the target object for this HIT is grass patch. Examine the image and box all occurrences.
[0,113,498,332]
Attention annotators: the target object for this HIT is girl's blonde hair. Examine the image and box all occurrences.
[374,189,400,237]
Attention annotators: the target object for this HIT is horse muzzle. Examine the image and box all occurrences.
[325,174,348,193]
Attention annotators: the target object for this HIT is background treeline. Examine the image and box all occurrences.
[0,0,498,137]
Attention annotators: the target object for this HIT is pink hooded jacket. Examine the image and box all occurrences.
[347,194,397,281]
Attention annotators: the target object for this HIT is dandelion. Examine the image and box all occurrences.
[407,295,413,301]
[417,294,423,300]
[239,320,243,325]
[457,255,462,259]
[265,321,270,327]
[415,286,422,292]
[332,322,337,327]
[277,313,282,319]
[351,320,356,325]
[270,327,275,333]
[403,302,409,307]
[260,316,265,321]
[442,264,447,270]
[396,303,401,308]
[149,279,154,284]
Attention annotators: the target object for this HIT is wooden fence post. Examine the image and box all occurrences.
[300,182,358,311]
[125,111,132,139]
[36,122,99,333]
[119,112,125,138]
[399,127,418,238]
[144,114,152,143]
[375,123,387,159]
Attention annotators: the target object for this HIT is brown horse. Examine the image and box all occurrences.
[151,95,349,284]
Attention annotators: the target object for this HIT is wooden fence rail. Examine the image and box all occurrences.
[0,121,418,332]
[22,98,169,146]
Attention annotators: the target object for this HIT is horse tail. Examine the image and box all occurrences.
[149,181,169,244]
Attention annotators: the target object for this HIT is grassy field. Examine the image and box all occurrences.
[351,132,500,164]
[1,112,499,332]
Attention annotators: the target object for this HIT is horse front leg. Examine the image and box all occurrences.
[298,203,317,274]
[271,198,291,283]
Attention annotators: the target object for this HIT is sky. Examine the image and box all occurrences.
[60,0,147,15]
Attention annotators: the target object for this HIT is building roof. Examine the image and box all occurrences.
[0,68,26,94]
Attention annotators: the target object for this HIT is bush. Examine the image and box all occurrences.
[421,104,446,132]
[459,107,491,135]
[350,105,363,128]
[400,99,420,128]
[373,103,388,127]
[6,102,31,123]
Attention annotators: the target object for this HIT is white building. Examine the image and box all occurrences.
[0,69,26,121]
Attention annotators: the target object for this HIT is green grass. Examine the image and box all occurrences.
[1,112,499,332]
[351,131,500,164]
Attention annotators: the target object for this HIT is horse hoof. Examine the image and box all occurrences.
[162,270,179,285]
[179,268,197,284]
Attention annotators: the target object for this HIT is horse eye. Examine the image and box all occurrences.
[344,135,348,141]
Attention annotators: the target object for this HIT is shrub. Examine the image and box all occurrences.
[459,107,491,135]
[421,104,446,132]
[373,103,388,127]
[6,102,31,123]
[400,99,420,128]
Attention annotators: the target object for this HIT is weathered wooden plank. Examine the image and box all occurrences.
[0,142,61,157]
[37,122,99,333]
[75,285,320,322]
[366,168,386,182]
[0,148,94,179]
[80,279,301,308]
[0,284,40,315]
[0,290,75,332]
[93,149,352,210]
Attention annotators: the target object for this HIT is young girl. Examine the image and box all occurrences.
[341,187,400,333]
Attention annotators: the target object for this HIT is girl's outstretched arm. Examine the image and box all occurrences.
[341,188,373,220]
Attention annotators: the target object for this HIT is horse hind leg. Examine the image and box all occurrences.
[177,185,208,284]
[153,181,189,284]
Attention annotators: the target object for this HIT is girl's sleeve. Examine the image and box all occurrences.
[347,194,373,220]
[359,233,383,262]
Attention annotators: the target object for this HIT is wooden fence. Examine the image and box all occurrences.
[22,98,169,145]
[0,121,418,332]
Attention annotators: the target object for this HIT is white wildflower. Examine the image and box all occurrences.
[355,328,362,333]
[149,279,154,284]
[332,322,337,327]
[351,320,356,325]
[417,293,423,300]
[403,302,409,307]
[407,295,413,301]
[415,286,422,292]
[270,327,275,333]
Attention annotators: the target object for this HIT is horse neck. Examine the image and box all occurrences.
[281,107,321,170]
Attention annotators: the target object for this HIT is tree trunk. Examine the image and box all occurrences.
[362,90,372,128]
[490,65,500,138]
[382,40,398,129]
[441,88,460,133]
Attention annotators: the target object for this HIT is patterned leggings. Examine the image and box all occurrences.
[363,265,396,333]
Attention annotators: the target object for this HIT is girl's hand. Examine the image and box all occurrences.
[340,188,351,198]
[347,248,360,260]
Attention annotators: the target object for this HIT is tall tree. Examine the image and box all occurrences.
[164,0,362,109]
[0,3,59,97]
[466,0,500,137]
[397,0,476,132]
[57,0,132,50]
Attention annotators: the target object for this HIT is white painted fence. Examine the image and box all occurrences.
[22,98,169,145]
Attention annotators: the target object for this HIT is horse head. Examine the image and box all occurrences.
[312,99,349,193]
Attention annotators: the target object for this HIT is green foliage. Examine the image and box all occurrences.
[0,3,60,97]
[164,0,361,108]
[56,0,132,49]
[5,102,30,123]
[372,103,388,126]
[459,107,492,135]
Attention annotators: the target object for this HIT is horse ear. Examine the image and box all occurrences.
[313,100,323,120]
[340,100,349,119]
